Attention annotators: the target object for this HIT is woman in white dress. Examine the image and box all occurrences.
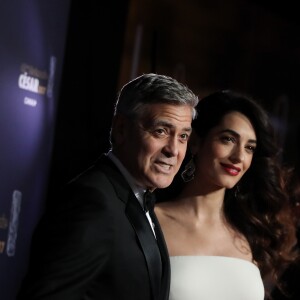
[155,90,298,300]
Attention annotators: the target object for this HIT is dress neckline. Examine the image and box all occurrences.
[169,255,258,269]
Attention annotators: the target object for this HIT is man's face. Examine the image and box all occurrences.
[115,103,193,190]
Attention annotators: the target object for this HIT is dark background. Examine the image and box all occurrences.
[47,0,129,198]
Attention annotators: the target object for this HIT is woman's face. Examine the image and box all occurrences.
[194,111,257,190]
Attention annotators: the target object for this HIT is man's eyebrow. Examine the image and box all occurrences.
[219,129,257,144]
[152,120,192,132]
[183,127,192,133]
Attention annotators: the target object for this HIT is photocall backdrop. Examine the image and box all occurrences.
[0,1,71,299]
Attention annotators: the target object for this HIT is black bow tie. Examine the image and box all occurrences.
[143,189,155,213]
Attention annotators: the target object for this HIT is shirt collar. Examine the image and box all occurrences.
[106,150,146,208]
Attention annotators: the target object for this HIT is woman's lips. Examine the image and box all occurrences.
[220,163,241,176]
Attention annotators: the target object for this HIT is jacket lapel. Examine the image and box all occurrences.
[149,210,171,300]
[95,155,169,299]
[125,197,162,300]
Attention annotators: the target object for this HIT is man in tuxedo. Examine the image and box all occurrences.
[17,73,198,300]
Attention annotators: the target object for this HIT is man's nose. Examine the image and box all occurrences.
[163,137,179,157]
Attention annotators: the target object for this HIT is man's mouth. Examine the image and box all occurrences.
[155,161,175,172]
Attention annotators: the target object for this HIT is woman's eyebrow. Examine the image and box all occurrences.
[219,129,257,144]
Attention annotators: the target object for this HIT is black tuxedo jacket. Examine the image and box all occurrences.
[17,155,170,300]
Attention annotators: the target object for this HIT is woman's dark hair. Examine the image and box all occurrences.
[158,90,298,295]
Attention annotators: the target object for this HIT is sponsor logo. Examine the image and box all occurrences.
[18,56,57,107]
[18,63,48,95]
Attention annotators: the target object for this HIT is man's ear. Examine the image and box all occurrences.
[111,114,128,146]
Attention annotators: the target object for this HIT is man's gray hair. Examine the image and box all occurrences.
[114,73,198,119]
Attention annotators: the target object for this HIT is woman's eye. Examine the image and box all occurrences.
[246,145,256,153]
[221,136,235,143]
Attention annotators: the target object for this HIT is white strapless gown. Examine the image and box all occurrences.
[169,256,264,300]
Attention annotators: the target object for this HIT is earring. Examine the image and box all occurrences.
[181,156,195,182]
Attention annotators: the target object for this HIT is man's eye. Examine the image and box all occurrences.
[154,128,167,135]
[180,133,189,141]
